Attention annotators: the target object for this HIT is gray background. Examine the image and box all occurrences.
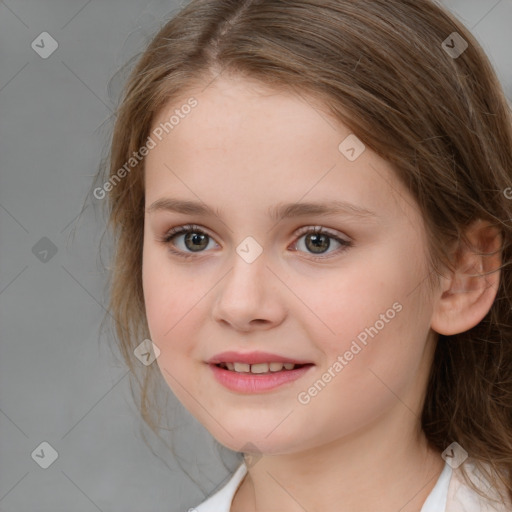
[0,1,511,511]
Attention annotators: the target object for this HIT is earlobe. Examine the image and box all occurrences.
[430,219,503,336]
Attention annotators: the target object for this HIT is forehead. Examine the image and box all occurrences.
[150,76,341,156]
[144,76,416,224]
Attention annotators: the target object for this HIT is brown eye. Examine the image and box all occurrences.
[161,224,218,258]
[182,231,209,252]
[304,232,331,254]
[292,226,353,259]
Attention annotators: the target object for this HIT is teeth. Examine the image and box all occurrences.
[233,362,250,372]
[223,362,299,373]
[250,363,270,374]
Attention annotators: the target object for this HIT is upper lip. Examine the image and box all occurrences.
[207,351,313,365]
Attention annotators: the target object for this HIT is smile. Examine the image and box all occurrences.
[216,362,307,373]
[209,362,315,393]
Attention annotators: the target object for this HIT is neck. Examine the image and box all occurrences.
[231,411,444,512]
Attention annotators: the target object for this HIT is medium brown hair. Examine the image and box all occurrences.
[92,0,512,503]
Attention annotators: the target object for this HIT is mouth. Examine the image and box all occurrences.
[214,362,312,374]
[209,361,315,393]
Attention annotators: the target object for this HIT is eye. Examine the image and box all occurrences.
[291,226,353,260]
[158,224,218,259]
[157,224,353,260]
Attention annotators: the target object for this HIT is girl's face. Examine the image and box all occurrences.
[142,76,439,455]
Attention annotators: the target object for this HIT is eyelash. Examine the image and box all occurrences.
[157,224,353,261]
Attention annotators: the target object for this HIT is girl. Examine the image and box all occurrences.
[94,0,512,510]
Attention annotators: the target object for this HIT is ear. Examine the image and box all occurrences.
[430,219,503,336]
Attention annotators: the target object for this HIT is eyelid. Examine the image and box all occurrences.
[158,223,353,259]
[290,225,353,260]
[294,225,349,241]
[161,224,348,242]
[159,223,217,245]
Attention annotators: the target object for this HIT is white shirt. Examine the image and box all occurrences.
[190,460,511,511]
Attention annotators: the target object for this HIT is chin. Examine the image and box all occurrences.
[207,424,303,456]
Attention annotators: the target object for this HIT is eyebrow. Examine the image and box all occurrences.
[146,198,378,222]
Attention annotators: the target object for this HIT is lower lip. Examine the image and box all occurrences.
[209,363,314,393]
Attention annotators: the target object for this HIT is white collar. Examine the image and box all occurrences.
[193,461,453,511]
[193,458,512,511]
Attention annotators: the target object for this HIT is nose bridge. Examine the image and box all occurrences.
[212,237,285,328]
[225,239,269,298]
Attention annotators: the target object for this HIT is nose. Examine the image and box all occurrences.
[211,248,287,332]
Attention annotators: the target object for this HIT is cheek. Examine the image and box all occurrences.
[142,257,172,338]
[142,245,191,353]
[299,249,431,399]
[142,243,214,375]
[142,250,203,406]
